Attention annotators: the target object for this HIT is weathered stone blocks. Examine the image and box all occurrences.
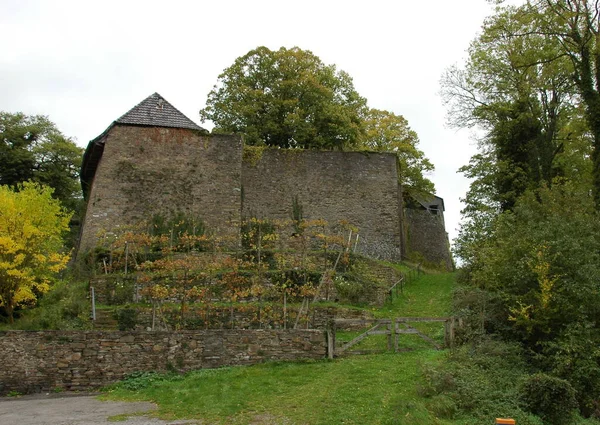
[0,330,327,395]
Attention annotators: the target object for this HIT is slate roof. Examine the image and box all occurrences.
[411,193,445,212]
[115,92,204,131]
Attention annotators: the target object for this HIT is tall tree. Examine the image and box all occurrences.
[0,183,71,323]
[441,3,594,270]
[0,112,83,211]
[475,1,600,207]
[442,4,582,212]
[200,46,367,150]
[523,0,600,207]
[359,108,435,195]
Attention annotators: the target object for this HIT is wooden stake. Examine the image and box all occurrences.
[394,319,399,352]
[124,241,129,275]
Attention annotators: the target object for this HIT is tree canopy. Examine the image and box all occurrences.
[200,46,367,150]
[358,108,435,195]
[0,112,84,211]
[0,183,71,323]
[201,46,435,195]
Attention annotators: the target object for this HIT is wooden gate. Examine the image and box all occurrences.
[330,317,456,357]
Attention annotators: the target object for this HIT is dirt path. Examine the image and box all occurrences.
[0,393,198,425]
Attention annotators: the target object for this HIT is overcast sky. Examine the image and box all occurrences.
[1,0,508,249]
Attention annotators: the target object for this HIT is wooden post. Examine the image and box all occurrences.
[394,318,399,352]
[327,320,336,359]
[124,241,129,275]
[387,323,392,351]
[448,317,456,348]
[444,320,450,348]
[90,287,96,321]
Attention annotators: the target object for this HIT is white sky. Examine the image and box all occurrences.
[0,0,506,250]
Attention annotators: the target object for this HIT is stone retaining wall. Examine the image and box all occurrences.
[0,329,326,395]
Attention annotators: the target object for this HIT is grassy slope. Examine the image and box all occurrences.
[106,352,447,425]
[105,269,456,424]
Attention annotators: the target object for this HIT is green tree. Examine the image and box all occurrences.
[442,3,593,271]
[440,4,600,416]
[0,183,71,323]
[358,108,435,195]
[441,4,584,210]
[0,112,83,211]
[200,46,367,150]
[525,0,600,208]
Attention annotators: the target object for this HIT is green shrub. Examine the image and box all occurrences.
[521,373,578,425]
[105,277,135,305]
[424,394,457,419]
[541,323,600,417]
[115,307,138,331]
[419,338,537,422]
[334,275,365,304]
[2,279,91,330]
[110,371,182,391]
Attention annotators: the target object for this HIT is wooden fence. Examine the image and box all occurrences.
[329,317,457,357]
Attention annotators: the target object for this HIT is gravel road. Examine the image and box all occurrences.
[0,393,198,425]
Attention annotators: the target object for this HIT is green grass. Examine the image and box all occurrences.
[103,270,458,424]
[103,270,600,424]
[105,351,449,425]
[377,271,454,318]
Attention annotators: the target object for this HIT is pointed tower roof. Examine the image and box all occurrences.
[115,92,204,131]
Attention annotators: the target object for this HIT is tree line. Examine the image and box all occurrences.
[442,0,600,421]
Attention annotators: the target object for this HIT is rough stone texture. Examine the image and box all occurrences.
[0,329,326,395]
[79,126,242,252]
[405,208,453,270]
[242,149,403,260]
[78,107,451,264]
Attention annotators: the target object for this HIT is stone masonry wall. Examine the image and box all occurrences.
[405,208,453,270]
[242,149,403,260]
[0,329,326,395]
[79,126,243,252]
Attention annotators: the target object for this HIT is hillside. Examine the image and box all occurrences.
[103,270,455,425]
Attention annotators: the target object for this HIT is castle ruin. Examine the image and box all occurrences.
[79,93,451,269]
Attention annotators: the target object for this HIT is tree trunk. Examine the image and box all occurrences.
[6,302,14,324]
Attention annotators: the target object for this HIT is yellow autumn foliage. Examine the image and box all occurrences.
[0,183,71,322]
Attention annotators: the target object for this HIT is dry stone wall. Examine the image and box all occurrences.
[242,149,403,260]
[0,329,326,395]
[79,126,243,252]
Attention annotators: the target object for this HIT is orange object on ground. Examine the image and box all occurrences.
[495,419,515,425]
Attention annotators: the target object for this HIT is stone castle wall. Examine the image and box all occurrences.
[405,208,453,270]
[79,126,243,252]
[0,330,326,394]
[242,149,403,260]
[79,124,450,267]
